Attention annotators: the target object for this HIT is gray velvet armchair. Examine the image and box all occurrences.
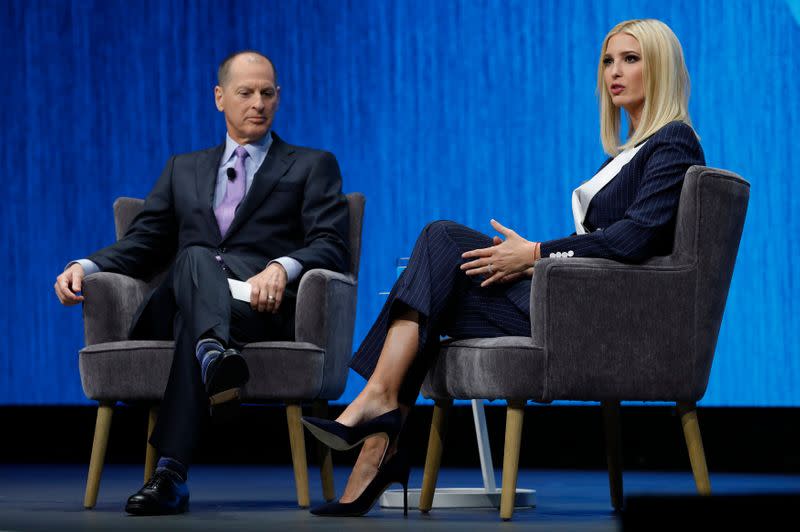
[418,166,749,520]
[78,192,365,509]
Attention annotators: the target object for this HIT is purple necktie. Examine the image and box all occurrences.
[215,146,249,236]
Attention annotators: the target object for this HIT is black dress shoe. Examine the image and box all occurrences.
[125,469,189,515]
[205,348,250,407]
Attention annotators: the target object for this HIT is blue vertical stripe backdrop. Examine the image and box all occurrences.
[1,0,797,405]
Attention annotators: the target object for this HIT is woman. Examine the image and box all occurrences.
[303,18,705,516]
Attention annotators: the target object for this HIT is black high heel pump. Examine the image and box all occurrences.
[310,446,411,517]
[301,408,403,451]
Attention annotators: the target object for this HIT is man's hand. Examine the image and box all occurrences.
[246,262,288,313]
[54,263,86,305]
[461,219,538,287]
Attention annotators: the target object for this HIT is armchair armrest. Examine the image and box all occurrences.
[295,269,358,397]
[296,268,357,348]
[530,257,701,402]
[82,272,149,346]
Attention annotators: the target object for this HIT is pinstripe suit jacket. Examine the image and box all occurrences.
[540,121,705,261]
[506,120,705,312]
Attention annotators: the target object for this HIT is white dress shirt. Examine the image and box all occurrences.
[571,141,648,235]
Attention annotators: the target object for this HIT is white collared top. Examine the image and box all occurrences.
[572,141,648,235]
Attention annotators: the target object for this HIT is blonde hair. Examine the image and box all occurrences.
[598,19,693,155]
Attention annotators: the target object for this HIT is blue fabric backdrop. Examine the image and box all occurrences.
[1,0,797,405]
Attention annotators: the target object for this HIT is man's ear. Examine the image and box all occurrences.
[214,85,224,112]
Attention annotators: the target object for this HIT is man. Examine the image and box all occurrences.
[54,51,350,515]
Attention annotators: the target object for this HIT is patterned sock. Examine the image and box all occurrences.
[155,456,187,482]
[196,338,224,384]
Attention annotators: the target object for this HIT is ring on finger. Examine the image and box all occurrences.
[487,263,494,274]
[268,295,276,302]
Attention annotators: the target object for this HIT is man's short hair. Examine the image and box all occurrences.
[217,50,278,87]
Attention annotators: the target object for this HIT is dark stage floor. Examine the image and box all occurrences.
[1,464,799,531]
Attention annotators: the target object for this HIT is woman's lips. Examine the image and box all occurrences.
[610,85,624,95]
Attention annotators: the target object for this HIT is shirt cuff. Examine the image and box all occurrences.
[68,259,101,276]
[269,257,303,283]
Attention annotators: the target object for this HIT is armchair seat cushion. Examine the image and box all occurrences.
[80,339,338,403]
[79,341,174,401]
[241,341,330,401]
[422,337,546,402]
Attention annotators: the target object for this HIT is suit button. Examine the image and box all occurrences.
[549,253,556,258]
[220,247,227,253]
[556,252,562,258]
[567,250,574,257]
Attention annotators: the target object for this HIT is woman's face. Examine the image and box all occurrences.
[603,32,645,123]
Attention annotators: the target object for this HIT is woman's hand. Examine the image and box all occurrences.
[496,266,535,284]
[461,219,538,287]
[489,236,534,284]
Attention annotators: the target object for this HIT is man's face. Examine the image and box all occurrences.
[214,55,280,144]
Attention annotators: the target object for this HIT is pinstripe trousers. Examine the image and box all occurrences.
[349,220,532,405]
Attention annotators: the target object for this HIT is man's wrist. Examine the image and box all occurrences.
[269,256,302,283]
[68,259,100,276]
[270,261,287,277]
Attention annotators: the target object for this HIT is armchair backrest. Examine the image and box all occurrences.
[661,166,750,396]
[345,193,365,278]
[113,197,144,242]
[113,197,169,290]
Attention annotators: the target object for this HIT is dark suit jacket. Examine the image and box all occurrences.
[88,132,350,334]
[506,121,705,312]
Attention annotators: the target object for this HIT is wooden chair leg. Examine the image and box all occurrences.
[500,400,525,521]
[677,401,711,495]
[286,403,311,508]
[144,406,158,483]
[602,400,623,511]
[419,398,452,513]
[312,400,335,502]
[84,402,113,509]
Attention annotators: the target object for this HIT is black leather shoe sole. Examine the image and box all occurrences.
[205,349,250,397]
[206,349,249,417]
[125,497,188,516]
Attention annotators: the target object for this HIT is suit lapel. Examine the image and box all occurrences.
[223,133,296,240]
[196,144,226,241]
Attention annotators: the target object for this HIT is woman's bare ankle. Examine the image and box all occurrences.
[336,385,398,427]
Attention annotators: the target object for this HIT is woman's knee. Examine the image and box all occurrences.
[420,220,490,251]
[424,219,462,232]
[421,220,462,240]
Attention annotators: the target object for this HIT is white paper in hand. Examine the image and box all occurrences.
[227,279,252,303]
